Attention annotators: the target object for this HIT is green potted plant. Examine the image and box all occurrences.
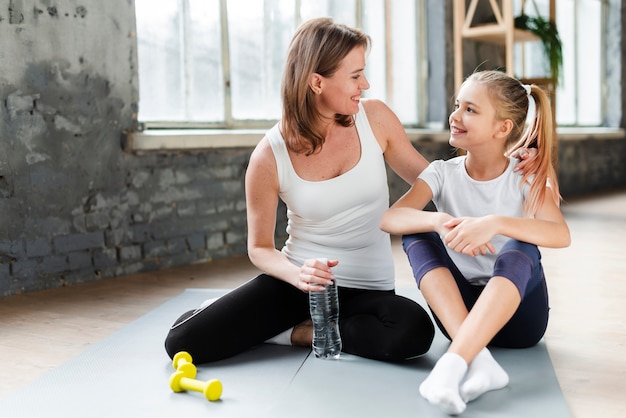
[514,2,563,84]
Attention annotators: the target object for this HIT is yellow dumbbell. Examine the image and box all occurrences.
[172,351,197,378]
[169,370,223,402]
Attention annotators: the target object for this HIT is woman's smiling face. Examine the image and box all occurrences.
[317,45,370,117]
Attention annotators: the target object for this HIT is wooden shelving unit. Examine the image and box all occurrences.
[453,0,556,91]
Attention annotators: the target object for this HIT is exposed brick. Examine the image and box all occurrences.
[220,179,243,195]
[115,262,139,276]
[217,165,237,179]
[86,211,111,229]
[62,267,99,285]
[227,242,247,257]
[104,228,127,247]
[130,170,151,188]
[226,230,244,245]
[144,240,167,258]
[207,232,224,250]
[151,219,198,240]
[109,208,126,229]
[27,216,71,237]
[93,248,118,269]
[131,213,145,223]
[128,223,152,244]
[174,170,192,185]
[0,240,24,258]
[167,237,188,255]
[125,190,140,206]
[26,239,52,257]
[53,231,104,253]
[151,204,174,221]
[186,233,205,251]
[158,168,176,188]
[235,199,246,211]
[150,186,202,204]
[210,247,231,259]
[0,264,10,281]
[11,259,39,279]
[39,255,68,275]
[119,245,142,261]
[72,214,87,233]
[197,201,217,216]
[206,219,229,232]
[68,251,92,270]
[177,201,196,217]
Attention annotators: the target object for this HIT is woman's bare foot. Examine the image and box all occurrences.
[290,319,313,346]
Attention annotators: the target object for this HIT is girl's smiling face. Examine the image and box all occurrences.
[449,80,506,151]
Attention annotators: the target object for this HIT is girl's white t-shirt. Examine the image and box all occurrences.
[420,156,528,284]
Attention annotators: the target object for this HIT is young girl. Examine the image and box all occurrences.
[380,70,570,415]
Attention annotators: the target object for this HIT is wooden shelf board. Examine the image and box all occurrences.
[462,25,540,45]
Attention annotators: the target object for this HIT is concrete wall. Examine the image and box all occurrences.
[0,0,625,296]
[0,1,250,295]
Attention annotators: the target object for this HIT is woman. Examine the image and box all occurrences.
[164,17,435,363]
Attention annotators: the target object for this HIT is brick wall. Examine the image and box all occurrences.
[1,129,625,296]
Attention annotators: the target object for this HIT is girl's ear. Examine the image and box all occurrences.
[496,119,514,139]
[308,73,323,95]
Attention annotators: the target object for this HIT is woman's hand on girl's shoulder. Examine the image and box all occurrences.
[512,147,538,175]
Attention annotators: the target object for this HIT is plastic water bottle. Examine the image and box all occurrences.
[308,259,341,359]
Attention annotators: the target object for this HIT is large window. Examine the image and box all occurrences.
[135,0,427,128]
[135,0,611,131]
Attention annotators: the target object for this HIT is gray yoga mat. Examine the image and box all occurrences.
[0,288,571,418]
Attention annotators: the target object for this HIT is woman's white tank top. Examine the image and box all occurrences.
[266,102,395,290]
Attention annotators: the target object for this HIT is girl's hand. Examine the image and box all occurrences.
[443,217,497,256]
[433,212,455,237]
[511,147,538,175]
[296,258,338,292]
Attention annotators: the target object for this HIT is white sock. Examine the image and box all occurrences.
[419,352,468,415]
[460,347,509,403]
[264,327,294,346]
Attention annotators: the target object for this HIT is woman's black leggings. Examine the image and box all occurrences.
[164,274,435,364]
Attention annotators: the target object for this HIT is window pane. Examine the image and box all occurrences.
[300,0,356,26]
[575,0,601,125]
[556,0,602,126]
[555,0,576,125]
[136,0,184,121]
[390,0,418,125]
[188,1,223,122]
[362,0,386,102]
[228,0,294,120]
